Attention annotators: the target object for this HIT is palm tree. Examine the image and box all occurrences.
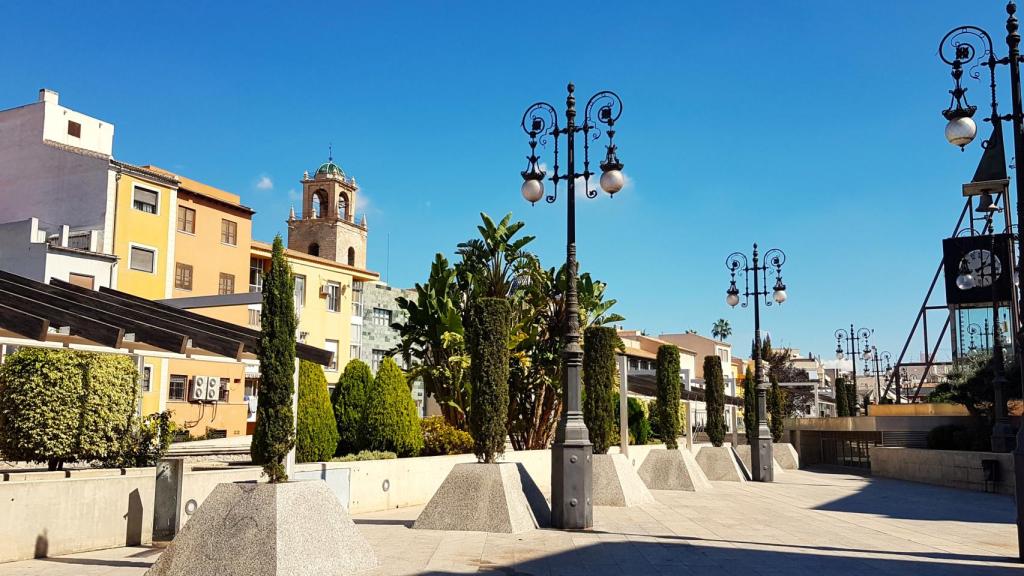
[712,319,732,341]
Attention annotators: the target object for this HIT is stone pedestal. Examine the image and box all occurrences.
[146,480,377,576]
[413,462,545,534]
[734,443,799,473]
[592,453,655,506]
[637,449,713,491]
[695,446,746,482]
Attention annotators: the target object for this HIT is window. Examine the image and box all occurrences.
[219,273,235,295]
[298,331,309,343]
[177,206,196,233]
[129,246,156,273]
[132,187,158,214]
[347,247,356,266]
[68,273,94,290]
[351,281,364,316]
[350,323,362,361]
[325,282,340,312]
[175,263,193,290]
[67,120,81,138]
[325,340,339,371]
[249,257,265,292]
[372,308,392,327]
[294,275,306,311]
[308,243,320,257]
[220,219,237,245]
[169,375,186,401]
[339,193,349,220]
[248,308,261,328]
[141,366,152,393]
[219,378,230,401]
[372,349,387,373]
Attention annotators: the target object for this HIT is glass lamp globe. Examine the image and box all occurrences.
[726,292,740,307]
[955,272,976,290]
[836,349,845,360]
[773,288,787,304]
[600,169,625,194]
[945,116,977,148]
[521,179,544,204]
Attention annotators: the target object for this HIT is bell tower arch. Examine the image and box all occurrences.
[287,154,368,268]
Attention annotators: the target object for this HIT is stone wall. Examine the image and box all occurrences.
[357,282,414,370]
[870,446,1014,496]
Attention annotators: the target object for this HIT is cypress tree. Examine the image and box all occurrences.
[466,297,511,463]
[332,359,372,455]
[704,355,726,447]
[364,356,423,456]
[846,380,859,416]
[251,235,296,482]
[296,360,339,463]
[655,344,681,449]
[768,378,786,442]
[583,326,619,454]
[742,366,757,444]
[836,378,849,417]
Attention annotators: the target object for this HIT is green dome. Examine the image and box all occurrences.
[315,160,345,178]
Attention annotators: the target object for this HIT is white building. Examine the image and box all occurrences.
[0,217,117,289]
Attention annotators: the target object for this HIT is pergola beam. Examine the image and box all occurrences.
[0,304,49,341]
[0,287,124,348]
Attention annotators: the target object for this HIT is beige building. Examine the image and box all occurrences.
[658,332,733,381]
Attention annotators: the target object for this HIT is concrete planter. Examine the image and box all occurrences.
[637,449,713,491]
[146,480,377,576]
[695,446,745,482]
[592,453,655,505]
[412,462,547,534]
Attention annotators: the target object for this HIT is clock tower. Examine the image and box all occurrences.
[287,156,367,269]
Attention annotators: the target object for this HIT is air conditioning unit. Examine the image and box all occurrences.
[205,377,221,402]
[319,284,330,298]
[190,376,208,402]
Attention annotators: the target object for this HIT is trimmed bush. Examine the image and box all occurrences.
[332,359,372,455]
[296,360,339,463]
[421,416,474,456]
[251,235,297,482]
[364,357,423,456]
[835,379,849,417]
[769,379,786,442]
[583,326,619,454]
[655,344,681,449]
[106,411,176,468]
[332,450,397,462]
[743,367,756,444]
[466,297,511,463]
[0,348,138,470]
[628,397,651,445]
[703,355,726,447]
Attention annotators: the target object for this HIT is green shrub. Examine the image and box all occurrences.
[835,379,849,417]
[655,345,681,449]
[296,360,339,463]
[627,397,651,445]
[703,355,726,447]
[583,327,619,454]
[421,416,474,456]
[251,235,297,482]
[467,297,511,463]
[332,450,397,462]
[106,411,176,468]
[769,379,786,442]
[0,348,138,470]
[332,359,372,455]
[364,357,423,456]
[743,367,756,443]
[927,424,987,451]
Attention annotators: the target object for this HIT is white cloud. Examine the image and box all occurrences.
[287,188,300,202]
[356,192,371,212]
[255,175,273,191]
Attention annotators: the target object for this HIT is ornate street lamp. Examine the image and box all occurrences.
[725,244,787,482]
[862,346,893,404]
[967,319,993,352]
[520,83,623,530]
[834,325,873,409]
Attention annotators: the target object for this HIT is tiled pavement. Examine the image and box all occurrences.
[1,468,1020,575]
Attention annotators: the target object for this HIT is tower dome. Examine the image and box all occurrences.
[315,160,345,178]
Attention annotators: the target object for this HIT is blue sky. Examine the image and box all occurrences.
[1,1,1012,364]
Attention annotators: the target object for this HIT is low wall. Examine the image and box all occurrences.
[870,447,1014,496]
[0,443,671,563]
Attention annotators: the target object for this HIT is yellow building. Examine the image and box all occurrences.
[109,161,177,299]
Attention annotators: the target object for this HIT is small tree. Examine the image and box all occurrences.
[768,378,786,442]
[296,361,339,463]
[835,378,849,417]
[583,326,619,454]
[466,297,511,463]
[742,367,756,443]
[846,381,859,416]
[364,357,423,456]
[704,355,726,447]
[332,359,372,455]
[251,235,297,482]
[655,344,681,449]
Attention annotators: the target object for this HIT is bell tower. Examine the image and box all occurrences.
[287,155,368,269]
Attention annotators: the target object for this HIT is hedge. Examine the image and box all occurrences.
[583,326,619,454]
[332,359,372,455]
[296,360,339,463]
[364,356,422,456]
[467,297,511,463]
[421,416,474,456]
[655,344,681,449]
[769,379,786,442]
[703,355,726,447]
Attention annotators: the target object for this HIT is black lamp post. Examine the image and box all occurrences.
[725,244,788,482]
[968,319,993,352]
[834,325,873,409]
[862,346,893,405]
[520,83,624,530]
[937,6,1024,557]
